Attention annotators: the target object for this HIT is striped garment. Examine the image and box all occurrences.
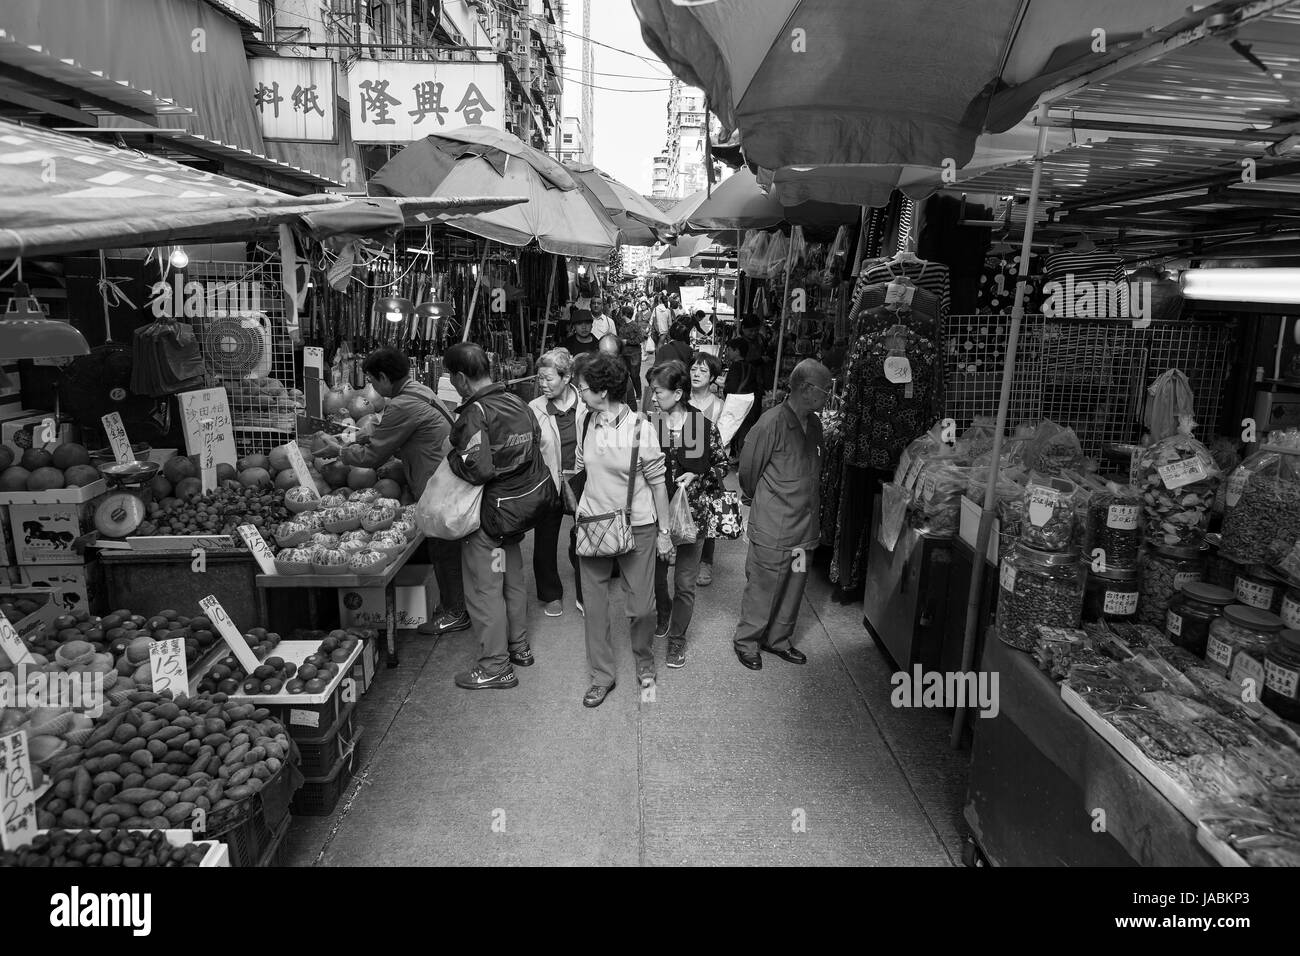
[850,257,952,321]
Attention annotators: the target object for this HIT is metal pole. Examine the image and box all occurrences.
[771,234,796,396]
[538,254,558,353]
[461,242,490,343]
[950,103,1051,749]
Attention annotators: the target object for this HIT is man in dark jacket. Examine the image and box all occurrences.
[337,347,466,637]
[444,343,540,690]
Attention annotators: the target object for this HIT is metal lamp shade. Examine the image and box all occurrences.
[1,284,90,359]
[377,295,415,323]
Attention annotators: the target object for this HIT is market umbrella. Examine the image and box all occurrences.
[370,125,619,260]
[566,163,673,246]
[670,168,858,235]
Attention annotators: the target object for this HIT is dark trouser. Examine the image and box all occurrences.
[462,528,528,673]
[579,524,657,687]
[624,355,642,400]
[532,505,581,604]
[654,539,704,639]
[700,538,715,565]
[425,536,465,614]
[733,542,809,655]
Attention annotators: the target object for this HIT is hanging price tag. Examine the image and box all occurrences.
[101,412,134,465]
[149,637,189,697]
[999,561,1017,593]
[883,356,912,384]
[1,730,37,851]
[885,281,915,307]
[237,524,277,575]
[1027,487,1061,528]
[197,595,259,673]
[199,418,218,494]
[1158,456,1208,490]
[285,443,318,498]
[0,612,33,667]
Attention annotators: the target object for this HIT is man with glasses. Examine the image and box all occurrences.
[732,359,832,671]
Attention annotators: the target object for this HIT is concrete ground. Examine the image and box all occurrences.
[283,514,972,866]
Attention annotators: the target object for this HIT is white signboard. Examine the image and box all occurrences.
[149,637,190,697]
[346,60,506,143]
[179,388,237,469]
[0,731,37,850]
[250,57,337,143]
[101,412,134,465]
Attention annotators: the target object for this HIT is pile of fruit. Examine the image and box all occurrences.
[0,443,99,492]
[274,500,418,574]
[195,629,360,697]
[136,486,292,539]
[0,827,213,868]
[35,689,292,830]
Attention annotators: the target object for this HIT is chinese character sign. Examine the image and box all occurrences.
[1,731,36,850]
[346,61,506,143]
[250,57,337,142]
[150,638,189,697]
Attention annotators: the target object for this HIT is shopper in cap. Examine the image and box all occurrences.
[563,310,599,356]
[333,346,466,636]
[572,352,673,707]
[528,347,587,617]
[732,359,831,670]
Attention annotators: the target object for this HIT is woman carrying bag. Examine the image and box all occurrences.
[648,361,729,669]
[571,352,673,708]
[528,347,587,617]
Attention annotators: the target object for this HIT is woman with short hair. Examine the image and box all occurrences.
[689,350,725,586]
[528,348,586,617]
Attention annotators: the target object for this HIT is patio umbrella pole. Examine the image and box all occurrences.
[950,103,1050,749]
[771,235,796,396]
[461,243,490,343]
[538,255,558,354]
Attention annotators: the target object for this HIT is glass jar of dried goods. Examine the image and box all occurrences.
[1263,629,1300,722]
[997,542,1086,651]
[1165,582,1235,657]
[1083,567,1140,622]
[1205,605,1284,679]
[1138,542,1207,627]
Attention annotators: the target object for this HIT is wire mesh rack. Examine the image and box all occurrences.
[941,315,1234,461]
[184,260,302,457]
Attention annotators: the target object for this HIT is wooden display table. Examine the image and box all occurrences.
[255,532,426,667]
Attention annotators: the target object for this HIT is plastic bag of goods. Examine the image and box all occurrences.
[955,416,999,461]
[1134,370,1220,548]
[878,482,909,551]
[1219,430,1300,565]
[965,466,1026,508]
[1019,472,1078,551]
[1083,476,1142,571]
[911,461,971,536]
[1023,420,1085,475]
[892,422,948,491]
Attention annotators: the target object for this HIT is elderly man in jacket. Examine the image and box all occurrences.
[732,359,832,670]
[335,346,466,636]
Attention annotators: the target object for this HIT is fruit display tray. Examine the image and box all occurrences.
[195,640,362,706]
[32,829,229,867]
[255,531,425,589]
[0,480,108,505]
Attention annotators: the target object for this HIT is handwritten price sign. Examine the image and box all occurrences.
[0,612,33,667]
[197,595,259,673]
[1,731,37,850]
[101,412,134,465]
[237,524,277,575]
[149,638,189,697]
[285,443,318,498]
[200,418,218,494]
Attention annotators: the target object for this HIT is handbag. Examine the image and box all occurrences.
[707,490,745,540]
[573,416,642,558]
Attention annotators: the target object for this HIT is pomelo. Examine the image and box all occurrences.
[0,466,31,491]
[20,448,52,471]
[320,461,350,488]
[174,477,203,500]
[347,467,377,490]
[65,464,101,487]
[215,463,237,483]
[346,393,375,421]
[148,475,173,499]
[361,383,387,412]
[274,470,299,490]
[322,389,349,417]
[0,446,12,471]
[268,443,294,473]
[27,466,66,491]
[374,478,402,499]
[162,455,197,484]
[51,443,90,470]
[238,454,270,471]
[239,467,272,488]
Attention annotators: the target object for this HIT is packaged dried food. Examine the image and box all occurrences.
[996,542,1085,651]
[911,461,970,537]
[1135,370,1220,547]
[892,423,948,489]
[954,416,998,460]
[1023,419,1084,475]
[1084,567,1139,622]
[1020,472,1077,551]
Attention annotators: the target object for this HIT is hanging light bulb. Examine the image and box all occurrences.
[169,247,189,270]
[577,265,588,276]
[377,294,415,323]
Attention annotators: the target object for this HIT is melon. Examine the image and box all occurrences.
[0,446,12,471]
[238,454,270,471]
[346,393,375,421]
[162,455,198,484]
[148,475,173,499]
[27,466,66,491]
[355,414,377,433]
[239,467,272,488]
[174,477,203,500]
[268,443,295,473]
[374,478,403,499]
[0,466,31,491]
[216,463,237,483]
[20,448,52,471]
[50,443,90,470]
[323,389,349,417]
[274,469,299,490]
[64,464,100,487]
[284,486,319,514]
[347,467,378,490]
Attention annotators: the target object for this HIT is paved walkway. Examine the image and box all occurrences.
[283,520,971,866]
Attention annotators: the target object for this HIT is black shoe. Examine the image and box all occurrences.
[510,645,535,667]
[425,609,471,635]
[583,683,614,707]
[654,619,671,639]
[454,666,518,690]
[665,638,686,669]
[734,645,762,670]
[762,645,807,665]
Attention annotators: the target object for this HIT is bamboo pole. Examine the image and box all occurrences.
[461,243,490,343]
[538,255,558,354]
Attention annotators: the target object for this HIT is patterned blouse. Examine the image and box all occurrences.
[841,328,942,471]
[653,403,730,537]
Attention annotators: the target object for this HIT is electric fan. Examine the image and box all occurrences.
[201,312,273,380]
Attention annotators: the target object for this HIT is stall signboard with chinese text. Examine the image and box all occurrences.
[150,638,189,697]
[102,412,134,465]
[198,595,260,674]
[250,57,337,143]
[179,388,237,469]
[346,61,506,143]
[237,524,277,575]
[0,611,33,667]
[1,731,37,851]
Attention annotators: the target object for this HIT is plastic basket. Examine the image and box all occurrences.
[204,761,304,866]
[294,701,357,777]
[255,814,292,867]
[290,730,361,817]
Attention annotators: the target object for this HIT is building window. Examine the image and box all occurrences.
[563,133,573,144]
[260,0,276,40]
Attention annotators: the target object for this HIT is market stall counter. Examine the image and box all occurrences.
[965,634,1218,867]
[255,530,425,667]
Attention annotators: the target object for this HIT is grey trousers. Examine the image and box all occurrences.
[579,523,658,687]
[462,528,528,673]
[733,542,808,654]
[655,539,704,640]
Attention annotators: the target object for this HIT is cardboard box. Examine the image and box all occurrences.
[0,479,108,506]
[337,564,431,629]
[0,410,73,462]
[9,501,96,564]
[0,563,101,638]
[350,636,377,695]
[0,505,13,567]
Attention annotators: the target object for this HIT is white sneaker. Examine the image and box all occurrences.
[544,600,563,617]
[576,601,584,617]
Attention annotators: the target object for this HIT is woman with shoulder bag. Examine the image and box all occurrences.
[648,361,729,669]
[528,348,587,617]
[572,352,673,708]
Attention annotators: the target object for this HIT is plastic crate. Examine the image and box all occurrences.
[290,730,361,817]
[294,701,358,777]
[204,761,304,867]
[255,815,291,867]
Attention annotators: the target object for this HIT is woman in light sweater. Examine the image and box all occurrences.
[528,348,588,618]
[572,352,673,708]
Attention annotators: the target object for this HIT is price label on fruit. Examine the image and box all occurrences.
[101,412,133,465]
[237,524,277,575]
[285,443,318,499]
[149,637,189,697]
[197,595,259,673]
[0,611,34,666]
[199,418,218,494]
[1,730,37,851]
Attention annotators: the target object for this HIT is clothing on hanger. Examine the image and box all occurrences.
[840,326,941,471]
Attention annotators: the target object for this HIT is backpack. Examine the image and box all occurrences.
[478,394,559,541]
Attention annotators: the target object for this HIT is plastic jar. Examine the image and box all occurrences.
[1281,583,1300,630]
[1138,543,1207,627]
[1165,582,1235,657]
[1234,565,1287,615]
[1205,605,1284,679]
[1083,567,1140,622]
[1263,629,1300,722]
[997,542,1086,651]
